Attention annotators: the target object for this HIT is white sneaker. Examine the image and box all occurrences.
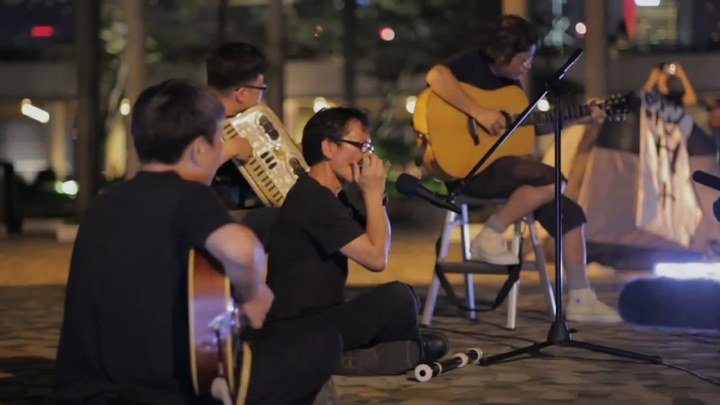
[469,227,520,265]
[566,288,622,324]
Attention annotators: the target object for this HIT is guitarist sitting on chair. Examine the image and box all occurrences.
[55,80,341,404]
[424,14,620,323]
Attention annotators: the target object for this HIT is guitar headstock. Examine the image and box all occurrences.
[602,94,632,122]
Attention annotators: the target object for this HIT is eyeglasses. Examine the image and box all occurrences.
[236,84,267,91]
[336,139,374,154]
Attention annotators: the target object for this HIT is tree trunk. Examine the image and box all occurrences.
[125,0,146,179]
[266,0,285,117]
[342,0,357,107]
[74,0,102,215]
[217,0,229,44]
[584,0,608,99]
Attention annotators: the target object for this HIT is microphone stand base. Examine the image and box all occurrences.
[478,320,663,366]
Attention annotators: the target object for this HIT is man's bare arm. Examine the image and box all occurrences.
[426,64,506,135]
[204,223,265,301]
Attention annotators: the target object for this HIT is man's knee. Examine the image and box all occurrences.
[563,199,587,231]
[534,184,555,203]
[376,281,420,314]
[535,197,587,238]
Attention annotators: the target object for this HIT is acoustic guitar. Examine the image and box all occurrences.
[413,83,629,180]
[188,248,251,405]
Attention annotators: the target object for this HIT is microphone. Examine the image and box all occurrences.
[395,174,461,214]
[692,170,720,192]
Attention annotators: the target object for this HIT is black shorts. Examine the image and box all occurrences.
[454,156,586,238]
[458,156,562,198]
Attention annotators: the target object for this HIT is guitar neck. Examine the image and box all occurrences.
[518,104,593,127]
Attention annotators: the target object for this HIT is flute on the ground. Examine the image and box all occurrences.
[414,348,483,382]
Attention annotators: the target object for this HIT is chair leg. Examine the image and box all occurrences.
[421,275,442,327]
[527,217,556,317]
[460,204,472,261]
[464,274,476,321]
[422,210,458,326]
[459,204,477,320]
[505,283,519,330]
[504,221,524,329]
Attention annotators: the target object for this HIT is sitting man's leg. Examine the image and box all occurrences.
[245,324,342,404]
[461,157,555,265]
[319,281,448,376]
[463,157,620,323]
[534,201,621,323]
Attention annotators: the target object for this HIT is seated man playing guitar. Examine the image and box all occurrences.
[424,14,620,323]
[255,107,448,376]
[55,80,340,404]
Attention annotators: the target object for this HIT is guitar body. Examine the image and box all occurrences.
[417,83,536,180]
[188,249,244,401]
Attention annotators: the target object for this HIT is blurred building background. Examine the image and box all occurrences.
[1,0,720,216]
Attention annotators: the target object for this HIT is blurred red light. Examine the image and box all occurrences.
[31,26,54,37]
[378,26,395,41]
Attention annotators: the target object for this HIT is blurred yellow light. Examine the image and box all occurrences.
[537,98,551,112]
[405,96,417,114]
[120,98,131,116]
[61,180,79,196]
[21,99,50,123]
[313,97,330,113]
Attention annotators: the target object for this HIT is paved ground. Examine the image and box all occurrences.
[2,223,720,404]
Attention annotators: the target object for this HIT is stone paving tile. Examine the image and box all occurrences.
[2,251,720,403]
[330,285,720,404]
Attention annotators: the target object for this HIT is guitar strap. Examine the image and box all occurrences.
[490,243,523,310]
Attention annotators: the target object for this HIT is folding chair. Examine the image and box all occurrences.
[421,195,556,329]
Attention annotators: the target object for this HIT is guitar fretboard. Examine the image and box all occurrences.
[518,104,594,126]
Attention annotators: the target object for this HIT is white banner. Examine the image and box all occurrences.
[635,90,702,247]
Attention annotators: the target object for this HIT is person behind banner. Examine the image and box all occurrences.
[256,107,448,376]
[424,14,621,323]
[55,80,341,404]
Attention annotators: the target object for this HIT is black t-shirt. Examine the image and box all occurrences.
[265,175,364,322]
[443,47,521,91]
[55,171,233,404]
[213,160,264,209]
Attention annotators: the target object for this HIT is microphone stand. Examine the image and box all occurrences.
[475,49,662,366]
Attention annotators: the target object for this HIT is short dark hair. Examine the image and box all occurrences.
[206,42,267,91]
[301,107,370,166]
[480,15,539,64]
[131,79,225,164]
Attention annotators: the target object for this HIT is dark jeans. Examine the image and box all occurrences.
[460,156,587,238]
[59,326,341,405]
[244,325,341,405]
[249,281,423,356]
